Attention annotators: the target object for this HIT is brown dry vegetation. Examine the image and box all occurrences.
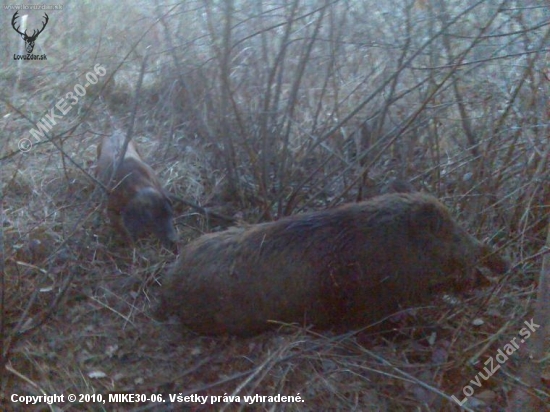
[0,0,548,411]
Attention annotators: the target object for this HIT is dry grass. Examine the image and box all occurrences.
[1,0,549,411]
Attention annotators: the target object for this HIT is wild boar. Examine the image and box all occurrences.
[157,193,508,335]
[96,132,177,250]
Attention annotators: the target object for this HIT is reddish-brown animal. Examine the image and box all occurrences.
[96,133,177,249]
[158,193,508,336]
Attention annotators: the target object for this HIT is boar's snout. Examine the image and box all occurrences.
[454,228,509,275]
[478,243,509,274]
[123,188,178,249]
[156,220,178,252]
[412,201,508,276]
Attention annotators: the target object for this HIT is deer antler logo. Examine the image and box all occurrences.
[12,11,49,54]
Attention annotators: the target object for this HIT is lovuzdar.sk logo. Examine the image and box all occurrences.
[12,11,48,60]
